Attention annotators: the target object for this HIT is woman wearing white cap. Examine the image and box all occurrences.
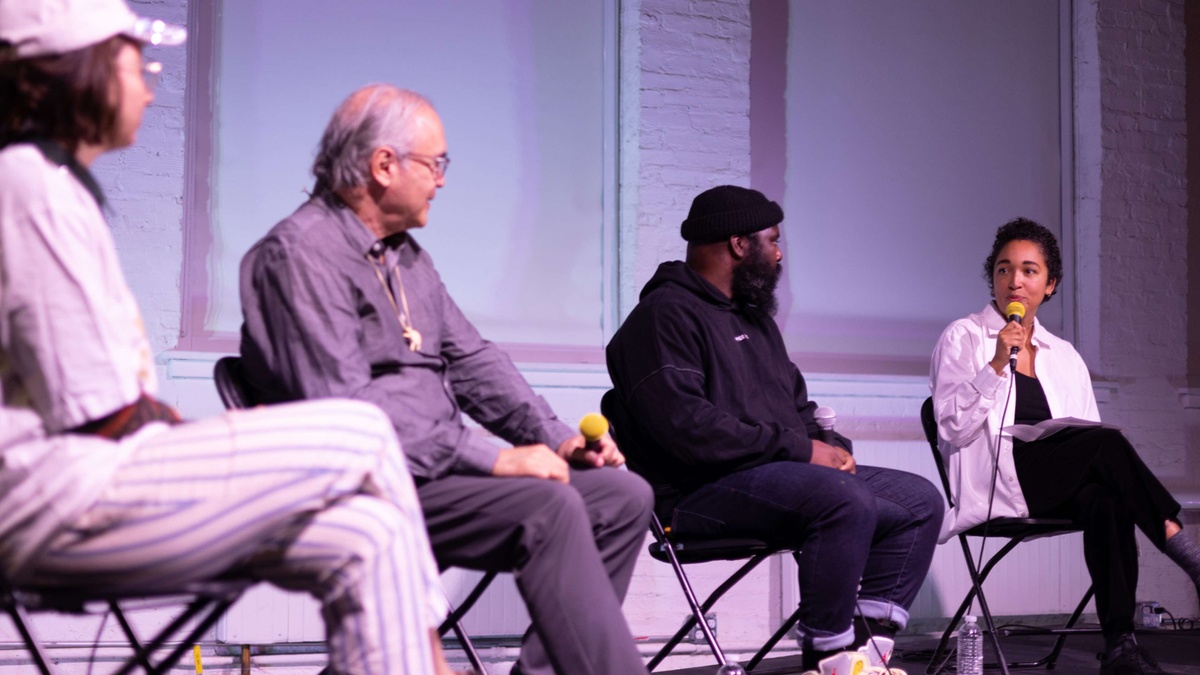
[0,2,459,673]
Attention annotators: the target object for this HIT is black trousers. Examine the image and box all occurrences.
[1013,427,1181,637]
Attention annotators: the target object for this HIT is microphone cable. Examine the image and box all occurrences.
[977,302,1024,600]
[854,598,899,675]
[932,370,1016,675]
[971,363,1017,616]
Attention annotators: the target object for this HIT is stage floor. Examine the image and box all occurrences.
[658,626,1200,675]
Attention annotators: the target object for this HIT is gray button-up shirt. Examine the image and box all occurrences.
[239,198,574,480]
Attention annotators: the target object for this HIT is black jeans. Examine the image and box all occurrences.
[669,462,943,651]
[1014,427,1181,638]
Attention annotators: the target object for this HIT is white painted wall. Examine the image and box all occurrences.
[1087,0,1200,616]
[5,0,1198,672]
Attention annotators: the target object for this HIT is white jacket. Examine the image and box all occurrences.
[929,304,1100,543]
[0,144,155,578]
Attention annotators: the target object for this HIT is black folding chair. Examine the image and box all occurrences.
[921,396,1096,675]
[601,389,803,673]
[1,570,249,675]
[213,355,495,674]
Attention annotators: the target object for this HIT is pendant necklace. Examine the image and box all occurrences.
[369,251,422,352]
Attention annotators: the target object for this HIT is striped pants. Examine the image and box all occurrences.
[29,399,447,675]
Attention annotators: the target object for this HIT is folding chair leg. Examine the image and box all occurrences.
[109,602,157,673]
[437,570,496,675]
[927,535,1021,675]
[926,561,980,671]
[449,620,487,674]
[107,595,236,675]
[971,570,1010,675]
[1009,585,1095,670]
[744,604,803,671]
[437,571,498,636]
[651,611,707,671]
[647,552,768,671]
[5,603,57,675]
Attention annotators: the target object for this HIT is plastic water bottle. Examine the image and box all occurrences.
[956,615,983,675]
[716,663,746,675]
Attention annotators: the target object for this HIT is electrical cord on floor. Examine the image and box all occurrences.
[1158,609,1195,631]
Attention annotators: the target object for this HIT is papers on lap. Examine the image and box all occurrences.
[1003,417,1122,443]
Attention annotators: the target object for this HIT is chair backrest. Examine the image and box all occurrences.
[600,388,662,485]
[213,356,256,410]
[599,389,625,444]
[921,396,956,509]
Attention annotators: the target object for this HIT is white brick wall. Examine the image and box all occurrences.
[41,0,1200,668]
[621,1,769,655]
[631,0,752,297]
[1094,0,1198,616]
[1097,0,1187,379]
[94,0,190,355]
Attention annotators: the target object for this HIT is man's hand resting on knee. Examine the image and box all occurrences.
[810,440,856,474]
[493,445,571,483]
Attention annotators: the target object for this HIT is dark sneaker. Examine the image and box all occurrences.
[1098,638,1166,675]
[1132,645,1164,674]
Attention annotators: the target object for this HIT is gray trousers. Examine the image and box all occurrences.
[418,467,652,675]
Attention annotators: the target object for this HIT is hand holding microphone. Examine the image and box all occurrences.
[811,406,855,474]
[814,406,837,445]
[580,413,608,451]
[991,301,1025,375]
[566,413,625,468]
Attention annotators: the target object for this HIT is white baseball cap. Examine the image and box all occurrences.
[0,0,186,59]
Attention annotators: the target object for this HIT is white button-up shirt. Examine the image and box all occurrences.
[929,304,1100,542]
[0,143,156,577]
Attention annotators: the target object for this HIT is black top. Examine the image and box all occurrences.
[26,137,105,208]
[605,261,850,513]
[1014,371,1052,425]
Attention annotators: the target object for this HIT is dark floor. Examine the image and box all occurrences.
[659,625,1200,675]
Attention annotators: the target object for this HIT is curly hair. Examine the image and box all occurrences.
[0,36,129,151]
[982,217,1063,302]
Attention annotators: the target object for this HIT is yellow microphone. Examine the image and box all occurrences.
[580,412,609,452]
[1004,301,1025,371]
[1004,301,1025,324]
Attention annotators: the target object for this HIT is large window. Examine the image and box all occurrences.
[182,0,618,356]
[761,0,1071,373]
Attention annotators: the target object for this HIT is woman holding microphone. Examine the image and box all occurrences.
[930,218,1200,675]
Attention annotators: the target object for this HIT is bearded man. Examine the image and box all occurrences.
[604,185,943,671]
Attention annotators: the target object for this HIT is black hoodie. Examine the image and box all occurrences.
[605,261,849,514]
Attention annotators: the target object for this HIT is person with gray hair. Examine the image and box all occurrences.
[309,87,434,202]
[239,84,653,675]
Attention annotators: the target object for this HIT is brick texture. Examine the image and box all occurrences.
[1095,0,1196,616]
[92,0,189,354]
[632,0,753,293]
[82,0,1199,628]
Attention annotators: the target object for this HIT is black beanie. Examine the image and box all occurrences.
[680,185,784,243]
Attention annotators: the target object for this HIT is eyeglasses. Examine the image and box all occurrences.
[141,60,162,91]
[390,148,450,179]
